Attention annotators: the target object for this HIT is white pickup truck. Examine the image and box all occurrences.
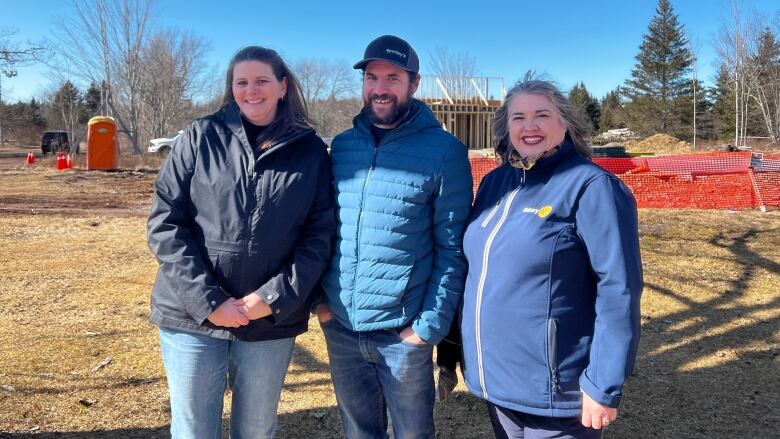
[148,130,183,155]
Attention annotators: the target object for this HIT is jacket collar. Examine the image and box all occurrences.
[520,134,578,174]
[218,101,313,154]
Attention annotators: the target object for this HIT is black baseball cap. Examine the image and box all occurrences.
[353,35,419,74]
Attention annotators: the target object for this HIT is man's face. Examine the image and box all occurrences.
[361,60,419,129]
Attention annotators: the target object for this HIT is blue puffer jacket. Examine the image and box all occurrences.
[320,99,473,345]
[461,139,643,417]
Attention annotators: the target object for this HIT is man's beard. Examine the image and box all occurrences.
[361,91,413,127]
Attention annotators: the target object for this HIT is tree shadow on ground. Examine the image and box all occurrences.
[609,228,780,438]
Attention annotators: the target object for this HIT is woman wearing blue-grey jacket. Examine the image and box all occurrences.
[460,74,643,439]
[147,46,334,439]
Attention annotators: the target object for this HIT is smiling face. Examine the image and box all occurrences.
[361,60,419,129]
[507,93,567,157]
[232,61,287,126]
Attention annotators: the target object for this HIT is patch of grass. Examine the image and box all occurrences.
[0,167,778,437]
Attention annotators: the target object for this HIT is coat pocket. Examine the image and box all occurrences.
[204,238,244,293]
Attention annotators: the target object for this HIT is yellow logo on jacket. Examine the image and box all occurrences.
[522,205,553,218]
[537,205,553,218]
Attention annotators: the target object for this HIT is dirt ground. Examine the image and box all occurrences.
[0,146,778,438]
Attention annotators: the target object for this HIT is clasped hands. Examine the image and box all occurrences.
[206,293,272,328]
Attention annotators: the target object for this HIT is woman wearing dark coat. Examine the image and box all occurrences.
[147,46,335,439]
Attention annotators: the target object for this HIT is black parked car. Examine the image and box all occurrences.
[41,131,71,155]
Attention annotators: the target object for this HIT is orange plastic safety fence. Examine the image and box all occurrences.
[469,157,502,195]
[468,152,780,209]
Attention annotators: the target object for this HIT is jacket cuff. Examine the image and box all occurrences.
[256,288,280,305]
[191,287,231,325]
[411,321,441,345]
[579,373,622,408]
[255,284,285,322]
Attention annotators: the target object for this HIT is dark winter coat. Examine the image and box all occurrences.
[147,102,335,341]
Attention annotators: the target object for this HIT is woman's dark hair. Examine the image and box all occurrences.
[222,46,312,148]
[493,71,592,162]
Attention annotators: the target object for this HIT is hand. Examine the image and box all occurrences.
[234,293,272,320]
[206,298,250,328]
[581,391,617,429]
[399,326,427,346]
[314,303,333,324]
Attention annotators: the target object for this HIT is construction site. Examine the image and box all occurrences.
[0,66,779,439]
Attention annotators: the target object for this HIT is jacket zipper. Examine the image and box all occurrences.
[480,202,501,228]
[548,318,559,392]
[352,141,381,327]
[475,170,524,399]
[239,136,257,295]
[243,166,257,295]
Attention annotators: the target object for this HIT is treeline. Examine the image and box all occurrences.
[568,0,780,145]
[1,0,362,151]
[0,80,218,148]
[2,0,778,149]
[0,61,360,148]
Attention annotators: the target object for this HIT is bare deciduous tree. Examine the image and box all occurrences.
[716,2,780,145]
[1,27,47,145]
[53,0,154,154]
[427,46,479,101]
[52,0,216,154]
[0,27,47,69]
[138,29,211,142]
[293,58,359,136]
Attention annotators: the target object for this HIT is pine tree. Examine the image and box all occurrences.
[48,81,84,130]
[599,90,626,132]
[713,64,736,139]
[82,81,102,123]
[5,98,46,144]
[622,0,692,136]
[675,79,716,141]
[568,82,601,133]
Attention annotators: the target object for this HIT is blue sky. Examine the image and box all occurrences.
[2,0,779,102]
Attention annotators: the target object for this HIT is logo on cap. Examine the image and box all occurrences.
[386,49,407,58]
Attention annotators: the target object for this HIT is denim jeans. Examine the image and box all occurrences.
[159,327,296,439]
[321,318,435,439]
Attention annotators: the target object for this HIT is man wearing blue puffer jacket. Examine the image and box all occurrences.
[314,35,473,438]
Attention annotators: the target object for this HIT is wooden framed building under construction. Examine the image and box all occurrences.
[418,75,505,150]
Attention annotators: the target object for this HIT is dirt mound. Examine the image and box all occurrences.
[626,134,693,154]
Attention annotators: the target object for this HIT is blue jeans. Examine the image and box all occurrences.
[321,318,435,439]
[159,327,296,439]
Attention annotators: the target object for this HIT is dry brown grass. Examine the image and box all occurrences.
[0,163,778,438]
[625,134,693,155]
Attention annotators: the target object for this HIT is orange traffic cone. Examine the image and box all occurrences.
[56,152,67,170]
[25,152,36,165]
[65,154,73,169]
